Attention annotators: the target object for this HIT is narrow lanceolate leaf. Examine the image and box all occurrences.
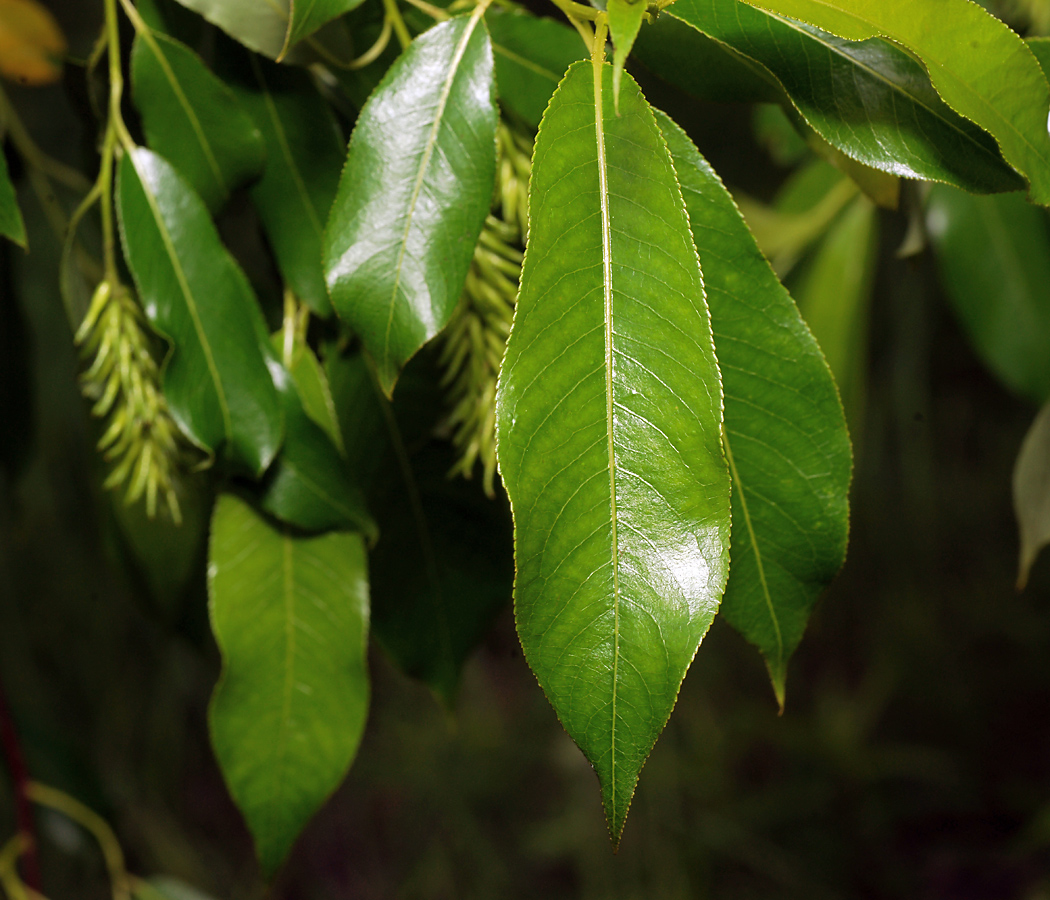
[117,148,282,475]
[131,31,266,212]
[171,0,287,57]
[607,0,646,109]
[279,0,366,60]
[324,13,498,396]
[1015,401,1050,589]
[209,493,370,876]
[655,110,851,707]
[496,62,732,842]
[486,10,586,129]
[227,56,344,316]
[0,148,25,247]
[668,0,1024,195]
[733,0,1050,204]
[926,186,1050,405]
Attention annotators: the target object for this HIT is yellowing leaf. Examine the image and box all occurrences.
[0,0,66,86]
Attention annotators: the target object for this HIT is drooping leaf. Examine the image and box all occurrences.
[209,493,370,876]
[131,31,266,212]
[324,13,498,395]
[0,147,25,247]
[171,0,287,57]
[277,334,344,453]
[0,0,65,85]
[790,194,878,430]
[607,0,646,109]
[926,186,1050,405]
[668,0,1025,195]
[733,0,1050,203]
[1015,400,1050,589]
[655,110,852,707]
[486,9,586,129]
[117,147,282,475]
[495,62,732,841]
[326,347,513,703]
[223,54,344,316]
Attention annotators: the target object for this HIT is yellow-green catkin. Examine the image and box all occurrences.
[440,121,532,496]
[75,279,184,523]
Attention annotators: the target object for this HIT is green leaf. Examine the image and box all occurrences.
[655,110,852,707]
[171,0,287,57]
[324,12,499,396]
[607,0,646,110]
[0,148,26,247]
[326,348,513,703]
[926,186,1050,404]
[280,0,366,60]
[209,493,369,876]
[277,335,344,453]
[733,0,1050,203]
[131,31,266,212]
[495,62,731,841]
[117,147,283,475]
[1015,400,1050,589]
[790,194,878,429]
[668,0,1025,194]
[224,55,344,316]
[486,9,586,129]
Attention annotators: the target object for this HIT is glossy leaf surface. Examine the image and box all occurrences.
[486,10,585,129]
[117,148,282,475]
[131,31,266,212]
[209,493,369,876]
[324,13,498,395]
[0,149,25,247]
[656,110,851,706]
[926,186,1050,405]
[496,62,731,840]
[226,56,344,316]
[669,0,1024,194]
[734,0,1050,203]
[1015,401,1050,589]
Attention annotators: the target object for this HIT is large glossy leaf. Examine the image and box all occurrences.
[131,31,266,212]
[668,0,1024,194]
[117,147,282,475]
[0,149,25,247]
[486,10,586,129]
[495,62,731,841]
[326,348,513,703]
[209,493,369,876]
[324,13,498,395]
[1015,400,1050,589]
[733,0,1050,203]
[926,186,1050,405]
[656,110,852,706]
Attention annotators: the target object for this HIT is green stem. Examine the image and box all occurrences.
[383,0,413,51]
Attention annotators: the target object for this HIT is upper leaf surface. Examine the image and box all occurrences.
[171,0,287,57]
[117,147,282,475]
[926,186,1050,405]
[208,493,369,876]
[131,31,266,212]
[729,0,1050,203]
[324,14,498,396]
[496,62,732,841]
[280,0,366,59]
[668,0,1025,194]
[655,110,851,706]
[607,0,646,108]
[0,148,25,247]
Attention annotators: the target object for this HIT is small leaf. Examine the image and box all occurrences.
[734,0,1050,204]
[324,13,498,395]
[486,9,586,128]
[224,54,344,316]
[209,493,370,876]
[655,110,852,707]
[117,147,282,475]
[131,31,266,212]
[1015,401,1050,589]
[0,147,25,246]
[668,0,1025,195]
[926,186,1050,405]
[0,0,65,86]
[280,0,366,60]
[277,335,344,453]
[171,0,287,57]
[607,0,646,110]
[496,62,731,842]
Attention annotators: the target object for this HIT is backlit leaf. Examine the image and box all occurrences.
[324,13,498,395]
[495,62,732,841]
[0,0,65,86]
[209,493,369,876]
[607,0,646,109]
[117,147,282,475]
[656,110,852,707]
